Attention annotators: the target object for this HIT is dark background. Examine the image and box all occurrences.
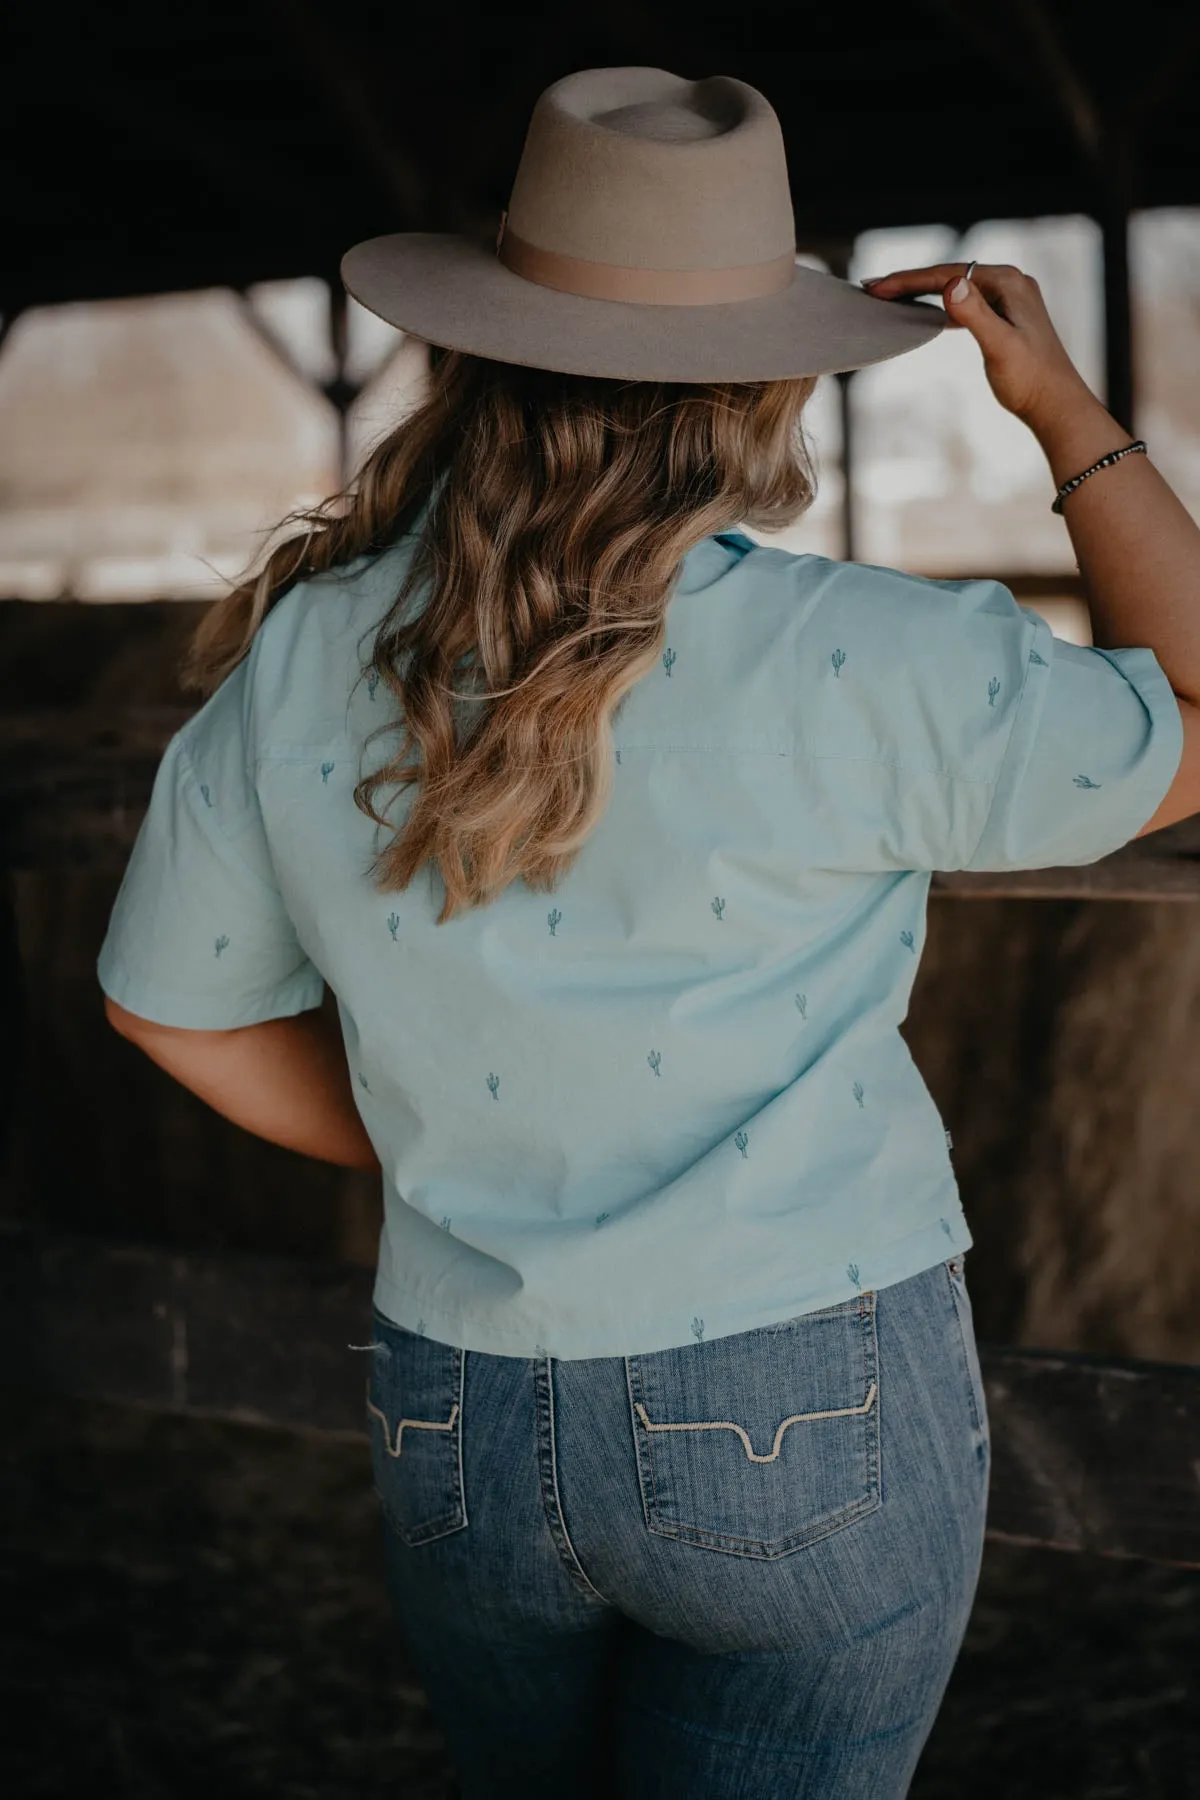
[8,0,1199,304]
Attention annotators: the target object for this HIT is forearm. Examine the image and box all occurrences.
[109,1001,381,1172]
[1029,382,1200,702]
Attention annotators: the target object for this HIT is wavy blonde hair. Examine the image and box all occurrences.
[184,347,818,922]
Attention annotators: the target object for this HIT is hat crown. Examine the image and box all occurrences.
[506,68,796,273]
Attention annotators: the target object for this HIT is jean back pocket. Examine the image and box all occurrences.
[626,1294,881,1560]
[365,1309,467,1546]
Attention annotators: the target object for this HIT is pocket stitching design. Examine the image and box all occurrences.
[366,1341,468,1546]
[365,1393,461,1458]
[632,1381,878,1465]
[627,1295,882,1557]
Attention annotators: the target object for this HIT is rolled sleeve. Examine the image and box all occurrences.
[967,612,1184,872]
[97,667,325,1030]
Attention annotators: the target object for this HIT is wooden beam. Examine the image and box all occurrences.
[914,1,1034,99]
[267,0,423,221]
[1007,0,1102,165]
[1127,15,1200,126]
[2,1223,1197,1565]
[0,705,194,869]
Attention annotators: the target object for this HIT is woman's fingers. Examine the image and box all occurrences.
[861,264,970,299]
[940,271,1015,358]
[864,262,1040,319]
[862,261,1084,424]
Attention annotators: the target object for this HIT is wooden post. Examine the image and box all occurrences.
[836,371,857,564]
[327,280,353,486]
[823,242,859,564]
[1100,122,1136,434]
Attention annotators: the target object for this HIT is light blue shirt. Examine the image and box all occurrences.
[98,529,1183,1358]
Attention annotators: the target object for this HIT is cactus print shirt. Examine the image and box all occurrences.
[98,529,1183,1358]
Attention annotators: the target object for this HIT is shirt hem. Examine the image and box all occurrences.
[369,1211,974,1360]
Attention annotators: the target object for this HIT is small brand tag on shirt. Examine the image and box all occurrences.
[945,1129,953,1151]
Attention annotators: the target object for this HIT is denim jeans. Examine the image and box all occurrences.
[365,1254,990,1799]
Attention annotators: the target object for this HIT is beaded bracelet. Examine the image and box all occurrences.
[1052,439,1147,514]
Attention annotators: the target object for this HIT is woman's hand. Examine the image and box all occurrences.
[861,263,1096,434]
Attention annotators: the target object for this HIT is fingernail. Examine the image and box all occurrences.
[860,277,883,288]
[949,277,970,302]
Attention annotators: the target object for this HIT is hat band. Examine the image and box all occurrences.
[497,222,796,307]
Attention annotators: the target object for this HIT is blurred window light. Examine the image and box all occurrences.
[0,288,339,600]
[245,278,338,387]
[1132,208,1200,524]
[0,211,1195,616]
[346,334,431,474]
[344,296,407,388]
[847,217,1105,577]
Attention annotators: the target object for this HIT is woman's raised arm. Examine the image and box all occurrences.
[863,262,1200,710]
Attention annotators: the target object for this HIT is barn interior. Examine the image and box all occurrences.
[2,2,1199,1793]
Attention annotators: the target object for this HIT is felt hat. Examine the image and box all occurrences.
[341,66,944,382]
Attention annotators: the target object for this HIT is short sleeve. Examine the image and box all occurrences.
[806,562,1183,875]
[97,657,326,1030]
[966,613,1184,872]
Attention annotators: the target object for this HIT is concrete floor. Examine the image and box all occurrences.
[1,1387,1196,1799]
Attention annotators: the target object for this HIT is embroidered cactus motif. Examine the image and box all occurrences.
[794,992,807,1020]
[214,935,230,958]
[615,748,622,765]
[486,1072,500,1101]
[367,668,380,700]
[832,647,846,678]
[199,783,213,807]
[1073,774,1102,789]
[900,930,915,951]
[358,1072,370,1093]
[1030,648,1048,666]
[852,1081,865,1108]
[647,1050,662,1077]
[439,1215,453,1233]
[939,1217,953,1238]
[415,1317,426,1336]
[847,1261,861,1288]
[987,676,1001,707]
[595,1211,611,1228]
[547,907,562,937]
[387,912,399,941]
[734,1129,749,1159]
[711,896,725,921]
[691,1316,705,1343]
[534,1342,548,1359]
[663,647,676,677]
[320,760,335,784]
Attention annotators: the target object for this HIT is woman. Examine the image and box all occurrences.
[98,67,1200,1800]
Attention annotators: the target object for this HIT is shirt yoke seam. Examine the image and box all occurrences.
[253,741,1001,786]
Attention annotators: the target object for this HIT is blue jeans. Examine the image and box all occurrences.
[365,1255,990,1799]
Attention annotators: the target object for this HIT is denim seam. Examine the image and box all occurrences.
[944,1261,988,1453]
[625,1690,922,1753]
[535,1358,614,1608]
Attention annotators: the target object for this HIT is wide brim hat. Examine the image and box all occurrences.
[342,67,945,384]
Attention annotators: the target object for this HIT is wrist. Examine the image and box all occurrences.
[1023,382,1130,485]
